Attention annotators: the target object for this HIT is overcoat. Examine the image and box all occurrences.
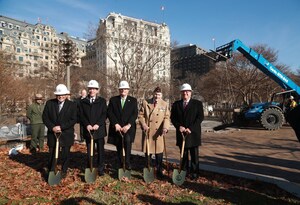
[170,99,204,148]
[107,95,138,145]
[79,96,107,141]
[42,99,77,147]
[138,98,170,153]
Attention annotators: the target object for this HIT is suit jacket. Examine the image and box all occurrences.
[171,98,204,148]
[107,95,138,145]
[138,98,170,153]
[79,95,107,141]
[26,102,44,124]
[42,99,77,147]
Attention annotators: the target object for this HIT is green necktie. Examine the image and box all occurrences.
[121,98,125,108]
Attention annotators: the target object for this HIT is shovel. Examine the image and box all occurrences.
[163,134,169,177]
[172,132,187,185]
[143,130,154,183]
[48,132,62,186]
[85,130,98,183]
[118,131,131,180]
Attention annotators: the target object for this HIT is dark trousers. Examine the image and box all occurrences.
[116,134,132,168]
[180,146,199,175]
[147,153,163,173]
[86,138,105,172]
[48,146,71,173]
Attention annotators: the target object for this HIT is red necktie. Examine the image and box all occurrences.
[154,101,157,107]
[184,101,187,110]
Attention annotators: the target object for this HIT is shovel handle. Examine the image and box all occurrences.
[144,130,151,170]
[54,132,61,160]
[163,134,169,175]
[180,132,186,159]
[119,131,126,170]
[88,130,94,157]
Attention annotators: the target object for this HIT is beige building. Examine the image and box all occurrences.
[0,15,87,78]
[95,13,171,98]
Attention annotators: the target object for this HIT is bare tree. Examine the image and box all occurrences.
[98,23,170,99]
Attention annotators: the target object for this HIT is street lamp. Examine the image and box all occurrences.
[59,39,77,91]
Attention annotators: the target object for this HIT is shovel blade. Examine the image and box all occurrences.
[118,168,131,180]
[143,167,155,183]
[48,171,61,186]
[84,168,98,183]
[172,169,186,186]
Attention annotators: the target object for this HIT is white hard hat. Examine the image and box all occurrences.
[180,83,192,91]
[54,84,70,95]
[87,80,99,89]
[290,96,294,100]
[118,80,130,89]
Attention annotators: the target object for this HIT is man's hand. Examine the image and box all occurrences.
[179,126,186,133]
[185,128,192,134]
[53,126,61,133]
[122,124,131,133]
[162,128,168,135]
[115,124,122,132]
[142,123,149,131]
[87,125,93,131]
[92,124,99,130]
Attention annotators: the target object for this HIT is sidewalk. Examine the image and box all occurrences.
[105,121,300,197]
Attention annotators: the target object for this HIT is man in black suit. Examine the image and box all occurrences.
[107,80,138,170]
[170,83,204,180]
[79,80,107,176]
[42,84,77,178]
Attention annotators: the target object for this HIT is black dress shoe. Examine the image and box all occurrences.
[126,164,132,170]
[156,171,164,179]
[61,172,67,179]
[30,148,37,154]
[190,173,198,180]
[98,171,104,176]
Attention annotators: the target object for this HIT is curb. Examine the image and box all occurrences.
[104,144,300,198]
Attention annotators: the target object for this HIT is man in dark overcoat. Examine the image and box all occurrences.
[79,80,107,176]
[42,84,77,178]
[107,80,138,170]
[170,83,204,179]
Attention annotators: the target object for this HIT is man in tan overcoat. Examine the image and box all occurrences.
[138,86,170,178]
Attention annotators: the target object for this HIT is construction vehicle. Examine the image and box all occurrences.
[214,39,300,130]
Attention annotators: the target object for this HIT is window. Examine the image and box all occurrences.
[16,48,21,53]
[0,30,2,35]
[19,56,23,62]
[36,35,40,39]
[45,56,48,60]
[23,40,27,44]
[8,24,13,29]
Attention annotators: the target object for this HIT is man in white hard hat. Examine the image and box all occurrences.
[42,84,77,179]
[79,80,107,176]
[138,86,170,179]
[26,93,45,154]
[107,80,138,170]
[170,83,204,180]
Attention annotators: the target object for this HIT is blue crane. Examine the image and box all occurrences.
[215,39,299,130]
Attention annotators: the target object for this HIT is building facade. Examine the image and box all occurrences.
[95,12,171,98]
[0,15,87,78]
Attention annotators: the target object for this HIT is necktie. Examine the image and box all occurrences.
[121,98,125,108]
[183,101,188,110]
[58,102,63,112]
[154,100,157,107]
[90,97,94,104]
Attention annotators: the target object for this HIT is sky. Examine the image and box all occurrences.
[0,0,299,71]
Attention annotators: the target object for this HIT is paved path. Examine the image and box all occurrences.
[129,122,300,184]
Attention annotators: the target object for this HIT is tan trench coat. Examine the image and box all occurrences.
[138,98,170,154]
